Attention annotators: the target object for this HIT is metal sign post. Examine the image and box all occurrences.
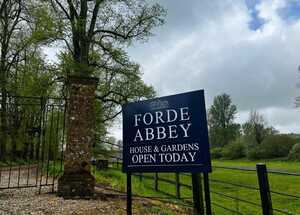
[127,173,132,215]
[192,173,205,215]
[203,172,212,215]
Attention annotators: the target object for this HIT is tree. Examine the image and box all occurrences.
[242,110,278,146]
[45,0,165,77]
[45,1,166,197]
[0,0,56,158]
[46,0,163,135]
[8,49,57,160]
[208,93,240,147]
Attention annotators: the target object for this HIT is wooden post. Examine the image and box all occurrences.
[127,173,132,215]
[256,164,273,215]
[192,173,205,215]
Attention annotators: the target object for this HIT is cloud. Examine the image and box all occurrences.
[123,0,300,134]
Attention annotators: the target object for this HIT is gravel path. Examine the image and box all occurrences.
[0,167,126,215]
[0,185,191,215]
[0,168,190,215]
[0,186,128,215]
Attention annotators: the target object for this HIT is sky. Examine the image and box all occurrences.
[45,0,300,139]
[108,0,300,140]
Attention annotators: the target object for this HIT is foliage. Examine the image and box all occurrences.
[45,0,166,77]
[0,0,165,159]
[208,93,240,147]
[221,139,246,159]
[288,143,300,161]
[261,135,295,158]
[243,110,278,147]
[247,135,295,159]
[43,161,64,177]
[47,0,163,147]
[12,51,57,97]
[210,147,223,159]
[246,145,265,160]
[0,0,59,158]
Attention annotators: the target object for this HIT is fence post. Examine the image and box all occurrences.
[175,173,180,199]
[192,173,205,215]
[256,164,273,215]
[155,172,158,191]
[203,173,212,215]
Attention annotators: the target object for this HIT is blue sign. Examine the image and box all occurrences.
[122,90,211,173]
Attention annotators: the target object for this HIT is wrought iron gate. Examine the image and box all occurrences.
[0,95,66,192]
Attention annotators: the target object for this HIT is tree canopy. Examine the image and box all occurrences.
[46,0,166,137]
[0,0,166,158]
[45,0,166,77]
[208,93,240,147]
[242,110,278,146]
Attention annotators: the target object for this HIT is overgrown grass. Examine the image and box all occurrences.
[41,161,64,177]
[94,160,300,215]
[0,159,37,166]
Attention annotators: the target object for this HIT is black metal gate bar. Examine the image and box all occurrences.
[17,165,21,187]
[46,105,55,185]
[0,95,65,192]
[59,103,66,172]
[35,97,44,187]
[39,99,48,193]
[52,107,61,192]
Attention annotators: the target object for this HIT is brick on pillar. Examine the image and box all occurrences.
[58,76,98,198]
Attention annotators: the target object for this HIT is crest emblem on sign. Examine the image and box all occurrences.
[149,100,169,110]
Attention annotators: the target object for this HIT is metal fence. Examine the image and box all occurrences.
[94,141,300,215]
[0,95,66,192]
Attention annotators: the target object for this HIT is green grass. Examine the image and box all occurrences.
[213,159,300,172]
[0,159,36,166]
[94,160,300,215]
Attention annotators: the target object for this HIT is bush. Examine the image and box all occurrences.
[221,140,246,159]
[247,135,295,159]
[261,135,295,158]
[288,143,300,161]
[210,147,223,159]
[247,145,265,160]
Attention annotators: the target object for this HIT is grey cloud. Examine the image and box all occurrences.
[125,0,300,133]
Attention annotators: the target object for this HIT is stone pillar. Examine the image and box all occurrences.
[58,76,98,198]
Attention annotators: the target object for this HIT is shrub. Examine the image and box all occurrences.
[260,135,295,158]
[247,135,295,159]
[221,140,246,159]
[288,143,300,161]
[247,145,265,160]
[210,147,223,159]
